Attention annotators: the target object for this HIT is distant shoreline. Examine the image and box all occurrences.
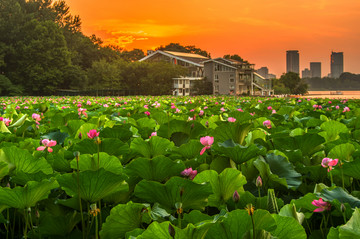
[303,90,360,99]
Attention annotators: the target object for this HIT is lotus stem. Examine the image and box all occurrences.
[251,214,255,239]
[329,171,334,186]
[76,154,85,239]
[95,211,99,239]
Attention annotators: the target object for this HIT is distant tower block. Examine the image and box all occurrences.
[310,62,321,78]
[331,52,343,78]
[286,50,299,74]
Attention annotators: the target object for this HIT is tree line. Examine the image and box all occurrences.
[0,0,187,96]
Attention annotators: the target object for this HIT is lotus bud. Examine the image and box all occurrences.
[73,151,80,158]
[340,203,346,213]
[27,208,31,214]
[256,176,262,188]
[78,132,82,139]
[233,190,240,203]
[191,123,194,129]
[6,182,10,188]
[35,210,40,218]
[205,121,209,128]
[127,112,131,117]
[168,224,175,238]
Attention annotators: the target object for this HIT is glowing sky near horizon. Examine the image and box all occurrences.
[66,0,360,77]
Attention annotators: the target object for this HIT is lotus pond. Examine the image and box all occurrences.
[0,95,360,239]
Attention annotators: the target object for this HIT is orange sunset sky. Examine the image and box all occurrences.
[66,0,360,77]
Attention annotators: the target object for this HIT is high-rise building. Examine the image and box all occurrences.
[302,68,311,78]
[256,67,269,79]
[331,52,343,78]
[310,62,321,78]
[286,50,299,74]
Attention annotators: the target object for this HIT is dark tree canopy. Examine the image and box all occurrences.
[278,72,308,95]
[156,43,211,58]
[0,0,176,96]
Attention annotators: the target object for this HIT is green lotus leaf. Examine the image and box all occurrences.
[136,221,213,239]
[57,168,128,203]
[100,124,133,141]
[254,154,302,189]
[157,120,206,141]
[42,130,69,145]
[216,139,260,164]
[8,114,27,128]
[290,193,319,213]
[0,121,11,133]
[193,168,247,207]
[0,146,53,175]
[182,210,212,225]
[0,161,9,180]
[328,143,355,162]
[212,122,252,145]
[272,133,325,157]
[75,123,97,139]
[72,138,129,157]
[172,140,204,159]
[279,204,305,225]
[343,159,360,180]
[130,136,174,158]
[125,155,185,182]
[11,171,55,185]
[99,201,146,239]
[338,208,360,238]
[37,209,81,237]
[134,177,212,212]
[270,214,307,239]
[70,152,123,174]
[206,209,276,239]
[319,187,360,209]
[319,121,348,142]
[0,179,58,209]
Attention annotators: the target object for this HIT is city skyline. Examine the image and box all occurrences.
[66,0,360,77]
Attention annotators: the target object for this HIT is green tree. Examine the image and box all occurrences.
[142,62,187,95]
[121,49,145,62]
[191,79,213,95]
[223,54,248,63]
[156,43,210,57]
[279,72,308,94]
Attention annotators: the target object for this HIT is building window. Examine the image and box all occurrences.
[179,80,183,84]
[174,80,178,84]
[229,78,234,83]
[230,74,234,77]
[214,74,218,79]
[179,89,183,93]
[215,85,219,91]
[186,80,189,84]
[185,88,189,93]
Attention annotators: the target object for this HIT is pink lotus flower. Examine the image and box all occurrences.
[312,198,331,212]
[37,139,57,153]
[32,113,41,121]
[87,129,100,139]
[335,105,340,110]
[237,108,243,112]
[272,109,277,114]
[343,107,350,112]
[181,168,198,180]
[200,136,214,155]
[199,110,204,116]
[263,120,271,129]
[3,118,11,126]
[321,158,338,172]
[250,112,255,116]
[144,111,150,116]
[228,117,236,122]
[267,106,273,110]
[149,132,157,138]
